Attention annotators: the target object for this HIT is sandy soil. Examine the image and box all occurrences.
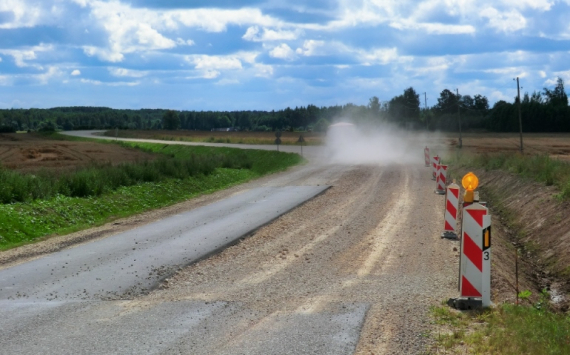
[0,132,156,173]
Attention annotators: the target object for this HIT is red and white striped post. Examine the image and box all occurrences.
[448,172,492,309]
[431,155,439,180]
[424,146,430,167]
[435,164,448,194]
[460,202,489,303]
[442,183,459,239]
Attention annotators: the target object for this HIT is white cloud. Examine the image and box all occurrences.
[481,7,527,32]
[82,46,124,62]
[191,55,243,71]
[36,66,61,84]
[185,54,243,79]
[253,63,274,78]
[390,20,475,34]
[243,26,300,41]
[270,44,296,60]
[296,40,326,56]
[0,0,43,29]
[359,48,402,65]
[80,78,140,86]
[108,67,148,78]
[71,69,81,76]
[0,44,53,67]
[176,38,194,46]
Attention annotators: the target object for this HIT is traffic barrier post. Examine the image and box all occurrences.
[435,164,447,195]
[442,183,459,239]
[447,172,492,310]
[424,146,430,167]
[460,202,488,299]
[431,155,439,180]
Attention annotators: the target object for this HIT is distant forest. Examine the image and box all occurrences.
[0,78,568,133]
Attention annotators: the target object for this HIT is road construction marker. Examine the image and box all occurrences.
[435,164,447,195]
[441,182,459,239]
[431,155,440,180]
[460,202,489,299]
[448,172,492,310]
[424,146,430,167]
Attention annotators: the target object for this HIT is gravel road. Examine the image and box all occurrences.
[1,132,458,354]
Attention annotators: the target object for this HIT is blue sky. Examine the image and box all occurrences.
[1,0,569,110]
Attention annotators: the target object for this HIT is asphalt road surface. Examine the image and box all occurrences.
[0,131,457,354]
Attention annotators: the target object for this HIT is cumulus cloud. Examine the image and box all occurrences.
[83,46,124,62]
[108,67,148,78]
[481,8,527,32]
[176,38,194,46]
[390,20,475,34]
[243,26,300,41]
[0,44,53,67]
[185,54,244,79]
[0,0,569,109]
[296,40,326,56]
[269,44,296,60]
[80,78,140,86]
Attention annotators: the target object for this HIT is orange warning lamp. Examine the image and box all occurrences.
[462,172,479,203]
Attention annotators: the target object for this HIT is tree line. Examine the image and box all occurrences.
[0,78,567,133]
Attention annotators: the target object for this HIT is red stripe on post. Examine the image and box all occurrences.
[444,220,454,231]
[466,209,486,227]
[464,232,483,272]
[461,276,482,297]
[450,187,459,199]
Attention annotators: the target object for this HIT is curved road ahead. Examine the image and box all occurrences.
[0,131,456,355]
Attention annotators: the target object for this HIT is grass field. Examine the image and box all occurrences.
[0,137,303,250]
[105,129,325,145]
[431,300,570,355]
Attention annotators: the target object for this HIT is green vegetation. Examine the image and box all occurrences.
[430,300,570,354]
[107,130,323,146]
[0,154,248,203]
[0,142,302,250]
[451,152,570,200]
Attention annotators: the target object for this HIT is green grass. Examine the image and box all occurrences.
[0,140,303,250]
[430,302,570,354]
[451,152,570,200]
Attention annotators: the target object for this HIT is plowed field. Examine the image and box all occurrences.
[0,133,156,173]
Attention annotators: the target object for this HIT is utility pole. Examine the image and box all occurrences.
[515,77,524,153]
[457,88,462,148]
[423,92,428,130]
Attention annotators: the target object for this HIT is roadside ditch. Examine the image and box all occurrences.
[449,167,570,311]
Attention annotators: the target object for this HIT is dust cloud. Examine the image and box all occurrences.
[325,120,435,165]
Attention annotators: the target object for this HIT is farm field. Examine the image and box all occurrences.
[105,129,325,145]
[0,132,156,173]
[441,132,570,159]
